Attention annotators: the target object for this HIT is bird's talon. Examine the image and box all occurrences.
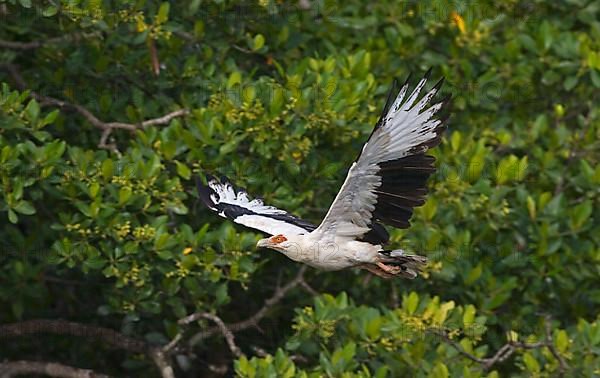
[376,262,402,275]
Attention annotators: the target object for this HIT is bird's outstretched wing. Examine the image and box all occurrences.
[315,70,450,244]
[197,175,316,236]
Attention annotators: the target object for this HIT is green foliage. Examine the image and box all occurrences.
[1,0,599,376]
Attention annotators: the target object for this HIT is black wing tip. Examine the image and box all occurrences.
[438,110,451,125]
[402,72,413,88]
[219,175,232,185]
[196,175,217,209]
[423,67,433,80]
[441,93,453,110]
[382,79,399,116]
[406,69,446,101]
[432,76,445,92]
[385,69,443,113]
[404,68,442,87]
[203,173,218,185]
[202,173,237,189]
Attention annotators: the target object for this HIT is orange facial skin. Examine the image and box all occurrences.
[271,235,287,244]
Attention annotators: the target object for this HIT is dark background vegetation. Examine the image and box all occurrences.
[0,0,599,377]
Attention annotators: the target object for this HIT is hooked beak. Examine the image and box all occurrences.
[257,238,271,248]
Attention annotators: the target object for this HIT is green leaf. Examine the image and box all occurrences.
[89,182,100,199]
[252,34,265,51]
[41,109,60,126]
[13,200,36,215]
[175,161,191,179]
[366,316,382,339]
[430,362,449,378]
[42,5,58,17]
[522,352,540,372]
[496,155,528,184]
[169,203,188,215]
[555,330,569,353]
[463,305,476,326]
[102,159,114,180]
[563,75,578,91]
[405,292,419,315]
[419,197,437,221]
[450,131,462,152]
[219,134,245,155]
[84,256,106,270]
[569,200,592,230]
[24,99,40,122]
[526,195,536,219]
[119,187,132,206]
[8,209,18,224]
[156,2,170,24]
[591,69,600,88]
[434,301,455,325]
[227,71,241,89]
[308,58,320,71]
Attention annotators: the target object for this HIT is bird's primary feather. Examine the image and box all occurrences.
[315,69,449,242]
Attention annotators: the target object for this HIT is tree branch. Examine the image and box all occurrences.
[0,319,147,353]
[148,349,176,378]
[0,319,175,378]
[434,316,569,373]
[0,32,100,50]
[2,64,188,153]
[0,360,110,378]
[177,266,310,352]
[195,313,243,358]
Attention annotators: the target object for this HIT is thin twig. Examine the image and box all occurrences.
[98,128,119,155]
[231,44,255,54]
[178,312,243,357]
[250,345,269,357]
[299,279,318,296]
[543,315,569,373]
[173,30,196,42]
[162,333,183,354]
[147,38,161,76]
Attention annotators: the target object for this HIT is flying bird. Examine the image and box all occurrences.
[197,71,449,279]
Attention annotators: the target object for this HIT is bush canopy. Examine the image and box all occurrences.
[0,1,599,377]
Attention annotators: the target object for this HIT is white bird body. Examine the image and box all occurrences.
[260,233,381,270]
[198,71,449,278]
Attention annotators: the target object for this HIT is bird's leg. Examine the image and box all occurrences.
[360,264,394,279]
[376,262,402,275]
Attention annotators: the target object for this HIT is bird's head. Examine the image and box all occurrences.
[257,234,291,252]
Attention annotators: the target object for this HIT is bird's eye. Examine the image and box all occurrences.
[272,235,287,243]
